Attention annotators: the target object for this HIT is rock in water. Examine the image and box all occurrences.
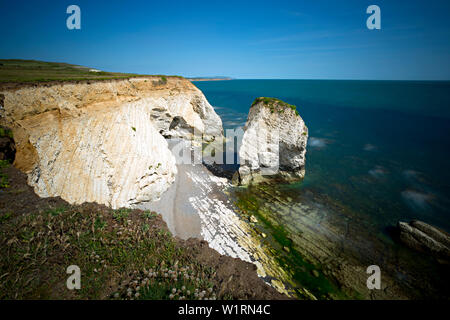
[233,97,308,185]
[398,220,450,262]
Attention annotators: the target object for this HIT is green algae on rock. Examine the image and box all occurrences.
[232,183,353,300]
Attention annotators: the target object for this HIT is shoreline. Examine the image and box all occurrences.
[143,139,450,300]
[136,140,298,297]
[0,161,286,300]
[233,181,450,300]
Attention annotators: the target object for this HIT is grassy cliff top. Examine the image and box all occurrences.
[251,97,300,116]
[0,59,183,83]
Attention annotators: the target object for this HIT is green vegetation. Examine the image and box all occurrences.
[0,59,184,83]
[234,185,354,300]
[131,126,136,132]
[45,206,67,217]
[152,75,168,86]
[0,212,12,224]
[252,97,300,116]
[0,59,139,83]
[142,210,158,220]
[0,202,219,299]
[0,127,13,139]
[0,160,10,188]
[112,208,132,223]
[124,263,216,300]
[0,161,219,300]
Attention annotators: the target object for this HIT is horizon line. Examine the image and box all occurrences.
[190,78,450,82]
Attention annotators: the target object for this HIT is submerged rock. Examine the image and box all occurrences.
[233,97,308,185]
[398,220,450,262]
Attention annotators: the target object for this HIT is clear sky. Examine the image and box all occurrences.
[1,0,449,80]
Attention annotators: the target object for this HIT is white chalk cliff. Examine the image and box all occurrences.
[234,97,308,185]
[0,77,223,208]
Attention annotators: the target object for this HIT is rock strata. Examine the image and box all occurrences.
[0,77,223,208]
[398,220,450,262]
[233,97,308,185]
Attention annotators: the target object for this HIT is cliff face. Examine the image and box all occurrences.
[0,77,223,208]
[234,97,308,185]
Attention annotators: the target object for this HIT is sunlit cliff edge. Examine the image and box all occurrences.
[0,76,223,209]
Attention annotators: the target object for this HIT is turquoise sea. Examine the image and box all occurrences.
[195,80,450,234]
[194,79,450,298]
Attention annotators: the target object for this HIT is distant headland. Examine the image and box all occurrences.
[188,76,233,81]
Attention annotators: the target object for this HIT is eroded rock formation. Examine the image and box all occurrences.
[398,220,450,262]
[0,77,223,208]
[233,97,308,185]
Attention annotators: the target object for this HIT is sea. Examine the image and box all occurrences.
[193,79,450,298]
[195,79,450,234]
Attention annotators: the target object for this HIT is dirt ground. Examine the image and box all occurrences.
[0,163,287,300]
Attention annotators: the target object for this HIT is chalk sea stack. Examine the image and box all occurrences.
[233,97,308,185]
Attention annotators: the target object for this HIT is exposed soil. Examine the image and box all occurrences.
[0,164,287,300]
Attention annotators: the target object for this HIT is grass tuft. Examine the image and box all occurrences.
[251,97,300,116]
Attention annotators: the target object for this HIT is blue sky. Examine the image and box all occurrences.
[1,0,449,80]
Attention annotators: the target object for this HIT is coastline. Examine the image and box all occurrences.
[189,78,233,82]
[2,63,449,300]
[0,161,285,299]
[135,140,298,297]
[132,140,372,299]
